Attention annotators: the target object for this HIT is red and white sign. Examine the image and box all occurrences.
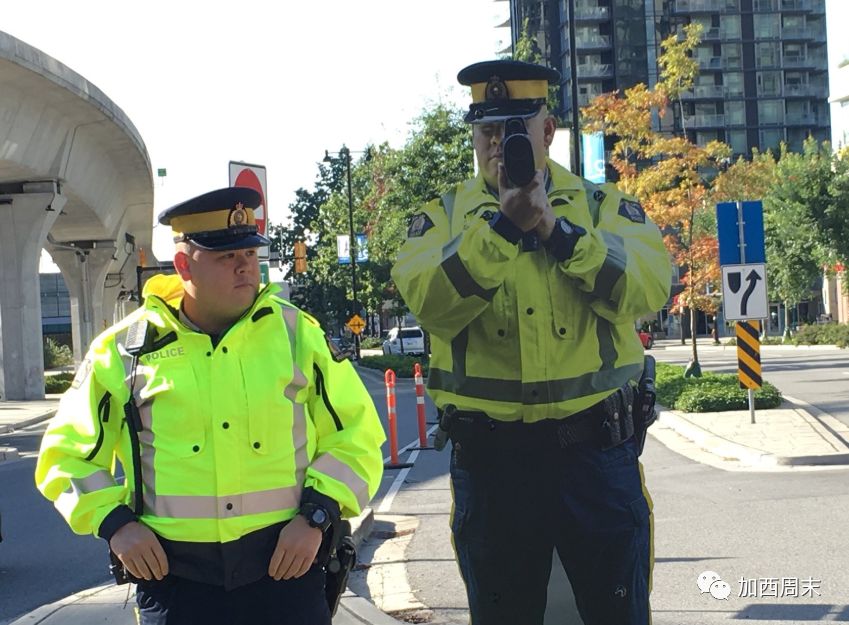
[229,161,268,259]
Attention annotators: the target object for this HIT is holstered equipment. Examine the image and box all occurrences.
[323,519,357,616]
[634,355,658,456]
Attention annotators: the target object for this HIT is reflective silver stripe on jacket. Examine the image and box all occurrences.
[144,486,301,519]
[591,232,627,304]
[282,306,310,487]
[309,452,370,510]
[58,469,118,507]
[428,362,642,404]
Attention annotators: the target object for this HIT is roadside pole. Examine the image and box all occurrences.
[717,201,768,424]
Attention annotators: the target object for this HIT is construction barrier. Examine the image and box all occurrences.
[384,369,413,470]
[413,362,429,448]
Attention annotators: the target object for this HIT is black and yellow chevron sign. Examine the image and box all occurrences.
[736,320,762,389]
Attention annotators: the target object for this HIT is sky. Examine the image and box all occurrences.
[2,0,508,264]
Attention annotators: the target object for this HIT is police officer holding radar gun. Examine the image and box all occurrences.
[36,187,385,625]
[392,60,671,624]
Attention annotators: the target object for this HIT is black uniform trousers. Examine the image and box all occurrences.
[449,419,652,625]
[134,565,331,625]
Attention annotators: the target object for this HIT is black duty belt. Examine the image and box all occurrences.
[445,384,636,452]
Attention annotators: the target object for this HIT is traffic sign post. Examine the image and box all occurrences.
[717,201,768,424]
[346,314,365,335]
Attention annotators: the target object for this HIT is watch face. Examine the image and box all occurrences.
[311,508,328,526]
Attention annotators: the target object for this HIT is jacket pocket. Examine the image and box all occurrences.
[136,362,206,458]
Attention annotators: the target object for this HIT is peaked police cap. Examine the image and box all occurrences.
[158,187,271,251]
[457,59,560,124]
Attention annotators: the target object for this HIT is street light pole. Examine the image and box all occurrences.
[342,146,361,361]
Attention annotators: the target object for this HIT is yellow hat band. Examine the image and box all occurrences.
[170,206,256,237]
[471,79,548,103]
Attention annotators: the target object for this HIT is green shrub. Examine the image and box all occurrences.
[359,355,429,378]
[43,337,73,368]
[45,372,74,394]
[655,362,782,412]
[359,336,384,349]
[791,323,849,348]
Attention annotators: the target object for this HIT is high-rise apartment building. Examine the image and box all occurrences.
[507,0,830,157]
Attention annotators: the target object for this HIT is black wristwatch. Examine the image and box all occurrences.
[300,503,332,532]
[545,217,586,262]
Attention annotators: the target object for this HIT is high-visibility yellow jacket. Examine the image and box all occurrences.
[35,275,385,585]
[391,159,671,422]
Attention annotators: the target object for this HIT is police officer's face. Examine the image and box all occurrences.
[175,244,260,325]
[472,108,557,188]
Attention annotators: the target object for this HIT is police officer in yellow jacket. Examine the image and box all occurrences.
[36,187,385,625]
[392,60,671,625]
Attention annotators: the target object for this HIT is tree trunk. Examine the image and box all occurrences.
[680,309,686,345]
[690,306,699,363]
[784,302,792,341]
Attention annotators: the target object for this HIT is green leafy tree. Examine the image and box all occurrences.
[582,23,728,373]
[277,102,473,332]
[764,140,844,337]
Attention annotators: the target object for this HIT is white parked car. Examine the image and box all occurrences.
[382,326,426,356]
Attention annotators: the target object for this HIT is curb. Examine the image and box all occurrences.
[0,410,56,435]
[6,582,117,625]
[5,508,395,625]
[0,446,20,463]
[657,407,849,467]
[658,344,842,352]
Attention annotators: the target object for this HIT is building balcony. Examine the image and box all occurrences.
[575,35,612,50]
[577,63,614,79]
[671,0,739,13]
[756,57,781,69]
[703,27,741,41]
[782,55,825,69]
[683,114,726,128]
[574,5,609,21]
[780,0,825,13]
[781,26,826,42]
[785,113,829,125]
[753,0,824,11]
[682,85,725,99]
[697,57,724,70]
[784,84,828,97]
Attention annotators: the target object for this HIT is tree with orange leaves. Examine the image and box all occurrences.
[582,23,732,373]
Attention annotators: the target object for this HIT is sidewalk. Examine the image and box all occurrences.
[0,396,60,463]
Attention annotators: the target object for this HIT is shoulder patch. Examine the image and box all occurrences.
[618,199,646,224]
[407,213,435,238]
[71,358,93,389]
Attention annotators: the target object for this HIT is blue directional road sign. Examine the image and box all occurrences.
[716,201,765,265]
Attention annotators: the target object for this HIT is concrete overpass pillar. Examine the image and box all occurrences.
[50,245,117,363]
[0,183,65,400]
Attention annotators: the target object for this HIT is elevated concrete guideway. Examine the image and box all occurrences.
[0,31,154,400]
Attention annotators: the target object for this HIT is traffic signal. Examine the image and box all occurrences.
[294,240,307,273]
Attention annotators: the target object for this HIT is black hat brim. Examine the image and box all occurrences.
[185,232,271,251]
[464,101,544,124]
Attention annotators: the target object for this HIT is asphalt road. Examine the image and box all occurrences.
[0,423,112,625]
[393,418,849,625]
[652,345,849,426]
